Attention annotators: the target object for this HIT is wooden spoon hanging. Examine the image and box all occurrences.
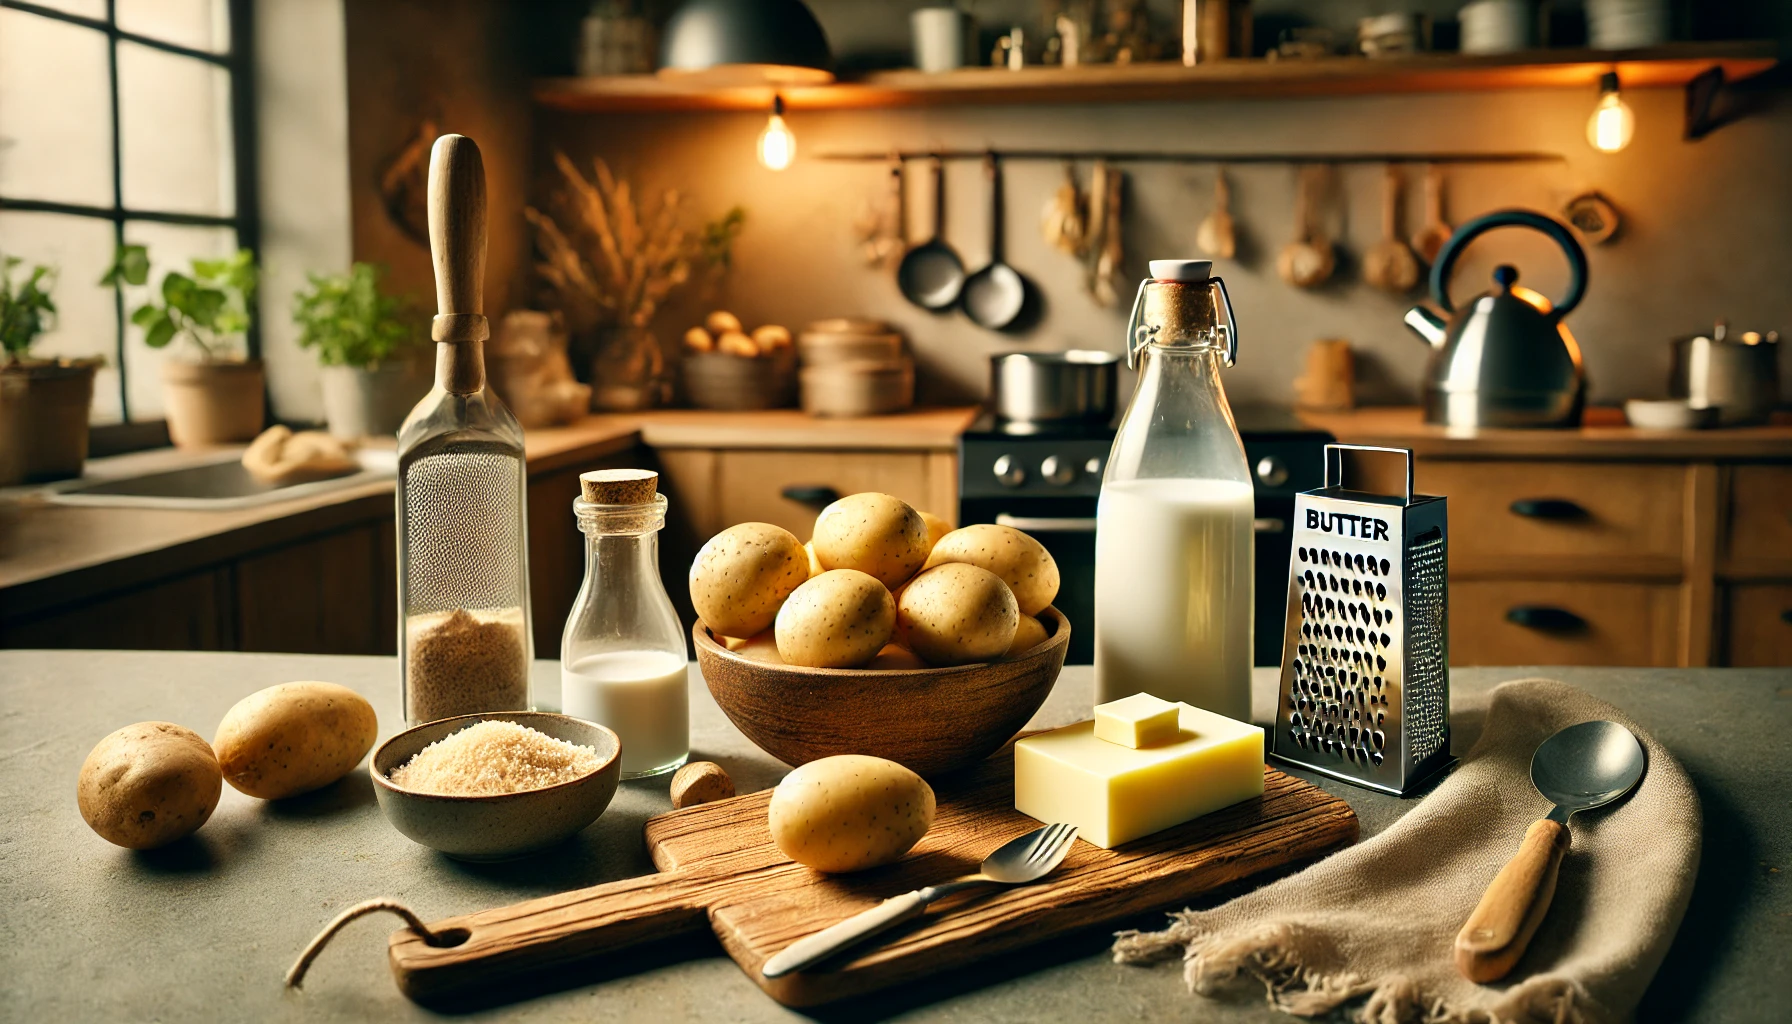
[1196,166,1236,259]
[1363,165,1421,293]
[1411,163,1453,264]
[1277,166,1334,289]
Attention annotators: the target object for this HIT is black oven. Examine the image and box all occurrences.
[958,406,1330,666]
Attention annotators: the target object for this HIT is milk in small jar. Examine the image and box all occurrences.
[1095,260,1254,721]
[559,469,689,779]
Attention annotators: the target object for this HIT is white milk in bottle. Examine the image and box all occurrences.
[1094,260,1254,721]
[562,650,690,775]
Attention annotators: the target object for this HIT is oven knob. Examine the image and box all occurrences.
[1084,456,1102,475]
[993,454,1026,487]
[1040,455,1077,486]
[1256,455,1289,488]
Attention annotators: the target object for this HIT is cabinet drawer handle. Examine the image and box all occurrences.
[780,485,841,506]
[1509,498,1586,519]
[1506,605,1588,632]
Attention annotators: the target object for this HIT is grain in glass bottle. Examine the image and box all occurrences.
[397,134,533,726]
[560,469,689,779]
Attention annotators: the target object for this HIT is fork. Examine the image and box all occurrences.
[761,822,1080,978]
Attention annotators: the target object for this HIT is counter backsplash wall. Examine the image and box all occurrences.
[539,83,1791,409]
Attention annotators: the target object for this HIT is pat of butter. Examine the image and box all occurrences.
[1015,703,1264,849]
[1094,692,1181,748]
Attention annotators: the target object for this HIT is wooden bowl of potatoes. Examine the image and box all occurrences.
[689,492,1070,778]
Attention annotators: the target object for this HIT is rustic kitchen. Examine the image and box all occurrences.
[0,1,1786,1021]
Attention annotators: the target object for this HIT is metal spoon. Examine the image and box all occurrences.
[762,822,1078,979]
[1455,720,1646,983]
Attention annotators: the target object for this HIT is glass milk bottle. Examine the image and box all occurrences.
[1094,259,1254,721]
[560,469,689,779]
[397,134,533,726]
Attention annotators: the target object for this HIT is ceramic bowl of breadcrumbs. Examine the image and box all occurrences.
[372,712,622,861]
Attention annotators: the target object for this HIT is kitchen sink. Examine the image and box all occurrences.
[42,448,397,511]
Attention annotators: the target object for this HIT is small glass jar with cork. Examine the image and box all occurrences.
[559,469,689,779]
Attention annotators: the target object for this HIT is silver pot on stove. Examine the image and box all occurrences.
[988,350,1119,424]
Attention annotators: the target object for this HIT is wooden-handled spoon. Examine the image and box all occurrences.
[1455,720,1645,983]
[1363,165,1420,293]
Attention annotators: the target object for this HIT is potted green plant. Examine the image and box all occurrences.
[1,255,99,484]
[103,244,263,449]
[293,262,425,438]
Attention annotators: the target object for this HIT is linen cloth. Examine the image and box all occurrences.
[1113,678,1700,1024]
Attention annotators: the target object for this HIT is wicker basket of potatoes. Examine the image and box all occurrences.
[681,310,796,410]
[688,492,1068,777]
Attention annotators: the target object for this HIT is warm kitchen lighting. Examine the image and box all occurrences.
[758,94,795,170]
[1586,71,1635,152]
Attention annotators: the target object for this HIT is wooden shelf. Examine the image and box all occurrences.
[535,41,1779,113]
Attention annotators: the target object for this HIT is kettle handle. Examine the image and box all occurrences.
[1430,209,1588,321]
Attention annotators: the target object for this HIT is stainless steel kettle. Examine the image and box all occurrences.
[1404,210,1588,428]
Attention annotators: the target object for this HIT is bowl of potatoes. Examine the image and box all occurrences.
[690,492,1069,778]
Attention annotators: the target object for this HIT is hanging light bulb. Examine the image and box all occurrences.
[1586,71,1635,153]
[757,94,795,171]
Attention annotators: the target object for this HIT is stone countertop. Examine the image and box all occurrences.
[1,653,1785,1023]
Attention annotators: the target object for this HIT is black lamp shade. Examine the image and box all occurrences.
[658,0,834,85]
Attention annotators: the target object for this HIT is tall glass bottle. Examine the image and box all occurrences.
[560,469,689,779]
[396,135,533,726]
[1094,259,1253,720]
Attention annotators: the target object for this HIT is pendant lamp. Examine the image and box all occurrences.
[658,0,834,86]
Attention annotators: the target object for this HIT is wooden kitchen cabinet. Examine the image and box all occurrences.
[1306,407,1792,666]
[0,569,231,651]
[235,524,391,655]
[1723,584,1792,666]
[1450,580,1683,666]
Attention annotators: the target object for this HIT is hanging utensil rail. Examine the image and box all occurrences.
[814,149,1564,165]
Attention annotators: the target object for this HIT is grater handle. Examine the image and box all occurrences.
[427,134,489,339]
[1453,817,1570,983]
[1323,444,1414,502]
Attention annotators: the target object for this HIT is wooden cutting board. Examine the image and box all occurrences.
[390,751,1357,1007]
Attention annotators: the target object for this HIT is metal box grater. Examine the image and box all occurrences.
[1270,444,1452,795]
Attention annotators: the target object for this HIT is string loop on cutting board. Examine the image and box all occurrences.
[285,899,464,989]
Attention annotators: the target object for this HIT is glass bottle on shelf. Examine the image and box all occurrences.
[397,134,533,726]
[1094,259,1253,720]
[560,469,689,780]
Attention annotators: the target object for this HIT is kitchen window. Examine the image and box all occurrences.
[0,0,257,438]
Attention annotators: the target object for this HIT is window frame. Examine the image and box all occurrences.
[0,0,259,445]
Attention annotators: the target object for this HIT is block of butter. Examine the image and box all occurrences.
[1015,699,1264,849]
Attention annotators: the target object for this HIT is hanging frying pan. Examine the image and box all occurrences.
[961,151,1028,331]
[896,155,965,311]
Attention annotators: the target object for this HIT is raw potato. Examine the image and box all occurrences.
[924,523,1060,616]
[918,511,952,553]
[897,562,1020,666]
[775,569,895,668]
[1007,613,1050,657]
[812,492,931,589]
[213,681,378,799]
[768,755,935,873]
[717,331,759,358]
[683,326,715,352]
[706,310,743,335]
[691,523,810,638]
[803,541,824,577]
[868,643,927,670]
[725,630,785,665]
[76,722,222,850]
[752,324,792,350]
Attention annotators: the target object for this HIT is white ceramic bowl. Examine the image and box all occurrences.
[1624,398,1718,431]
[372,712,622,861]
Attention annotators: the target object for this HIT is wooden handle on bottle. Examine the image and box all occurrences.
[1455,818,1570,983]
[427,133,489,340]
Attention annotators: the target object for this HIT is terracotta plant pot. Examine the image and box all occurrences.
[320,361,428,440]
[0,361,97,484]
[161,359,266,449]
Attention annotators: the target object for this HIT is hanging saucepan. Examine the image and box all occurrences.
[961,151,1028,330]
[896,155,965,311]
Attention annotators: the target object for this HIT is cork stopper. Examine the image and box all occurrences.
[580,469,659,505]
